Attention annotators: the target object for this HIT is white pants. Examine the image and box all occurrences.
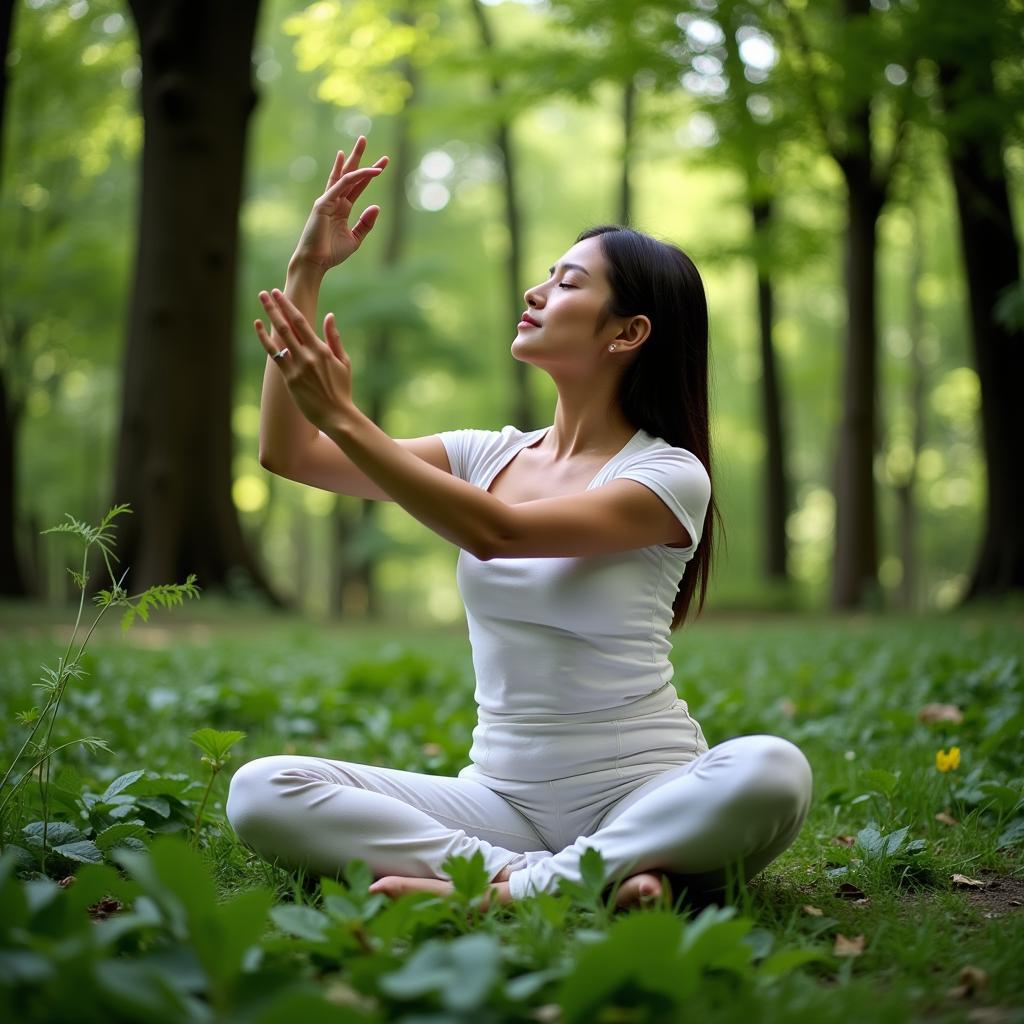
[226,685,813,899]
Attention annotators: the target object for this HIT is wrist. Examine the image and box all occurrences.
[323,403,363,444]
[287,253,329,280]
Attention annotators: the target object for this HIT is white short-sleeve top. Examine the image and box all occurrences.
[436,424,712,716]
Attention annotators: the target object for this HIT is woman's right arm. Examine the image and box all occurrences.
[257,137,454,499]
[257,257,327,469]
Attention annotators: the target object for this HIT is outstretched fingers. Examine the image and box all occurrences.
[323,312,348,362]
[351,205,381,243]
[269,289,326,351]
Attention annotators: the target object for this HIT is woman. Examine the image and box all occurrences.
[227,136,812,909]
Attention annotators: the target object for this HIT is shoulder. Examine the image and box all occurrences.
[606,433,712,553]
[435,424,542,486]
[616,434,711,491]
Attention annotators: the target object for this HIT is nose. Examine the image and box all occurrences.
[523,281,544,308]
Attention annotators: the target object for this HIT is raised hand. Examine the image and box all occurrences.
[291,136,389,272]
[255,288,356,430]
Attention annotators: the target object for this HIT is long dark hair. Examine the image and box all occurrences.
[577,224,722,631]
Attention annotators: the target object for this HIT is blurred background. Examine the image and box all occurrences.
[0,0,1021,627]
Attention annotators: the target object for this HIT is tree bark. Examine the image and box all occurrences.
[751,198,790,581]
[0,0,27,597]
[829,0,888,609]
[831,136,885,608]
[939,58,1024,600]
[0,352,26,595]
[109,1,281,601]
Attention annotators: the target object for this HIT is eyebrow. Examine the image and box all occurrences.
[547,261,591,277]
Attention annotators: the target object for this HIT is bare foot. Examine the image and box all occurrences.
[612,872,667,909]
[367,869,664,910]
[369,874,512,906]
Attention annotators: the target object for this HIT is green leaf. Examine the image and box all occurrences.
[270,904,331,942]
[855,827,884,856]
[190,728,246,762]
[883,826,911,856]
[442,850,490,902]
[95,820,147,851]
[379,933,501,1010]
[758,948,826,978]
[101,769,146,802]
[860,768,899,796]
[22,821,85,848]
[998,817,1024,848]
[558,910,693,1023]
[53,839,104,863]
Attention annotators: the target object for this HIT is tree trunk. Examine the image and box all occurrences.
[108,1,281,602]
[0,0,27,597]
[830,101,886,609]
[469,0,535,431]
[940,58,1024,600]
[0,355,26,595]
[750,198,790,582]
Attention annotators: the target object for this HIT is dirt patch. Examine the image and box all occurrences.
[962,868,1024,920]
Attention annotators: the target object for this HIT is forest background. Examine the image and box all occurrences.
[0,0,1021,626]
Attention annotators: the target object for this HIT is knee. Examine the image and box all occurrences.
[225,755,292,843]
[705,735,811,821]
[742,736,813,817]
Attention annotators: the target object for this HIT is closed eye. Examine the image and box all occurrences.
[558,283,576,289]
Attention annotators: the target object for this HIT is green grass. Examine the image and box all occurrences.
[1,603,1021,1022]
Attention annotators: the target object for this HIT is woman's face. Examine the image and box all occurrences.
[513,236,621,368]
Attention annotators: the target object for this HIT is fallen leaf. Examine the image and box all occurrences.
[802,904,823,916]
[87,897,122,920]
[833,835,857,847]
[918,703,964,725]
[57,875,76,888]
[952,873,990,889]
[833,933,865,957]
[836,882,867,899]
[947,965,989,999]
[935,810,959,826]
[324,981,377,1012]
[531,1006,561,1023]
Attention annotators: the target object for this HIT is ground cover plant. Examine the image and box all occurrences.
[0,519,1021,1021]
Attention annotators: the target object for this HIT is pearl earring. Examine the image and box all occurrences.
[608,344,616,352]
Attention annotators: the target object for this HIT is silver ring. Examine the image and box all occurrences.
[272,347,290,361]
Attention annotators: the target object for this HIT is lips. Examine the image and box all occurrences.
[519,312,540,327]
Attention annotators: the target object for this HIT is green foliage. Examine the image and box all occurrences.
[1,608,1023,1019]
[0,505,198,873]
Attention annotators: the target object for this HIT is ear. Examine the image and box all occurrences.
[616,314,651,348]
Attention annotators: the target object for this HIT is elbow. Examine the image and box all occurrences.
[258,448,280,474]
[470,538,496,561]
[471,518,512,562]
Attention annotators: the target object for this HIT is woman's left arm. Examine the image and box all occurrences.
[255,289,689,559]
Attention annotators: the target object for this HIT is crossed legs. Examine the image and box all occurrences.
[225,734,812,903]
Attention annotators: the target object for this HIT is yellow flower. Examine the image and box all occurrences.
[935,746,961,772]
